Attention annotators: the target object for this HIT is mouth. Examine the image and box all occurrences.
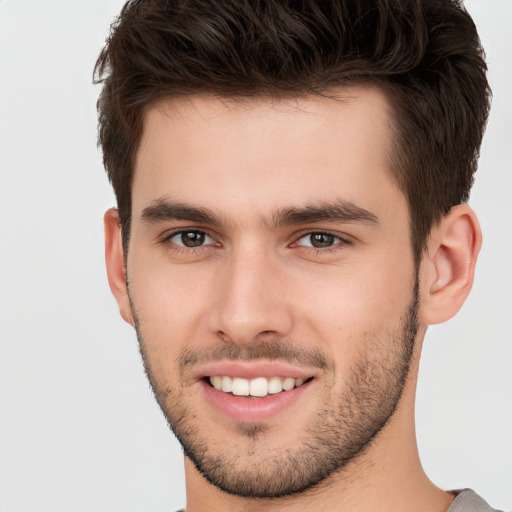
[207,375,312,397]
[197,362,317,422]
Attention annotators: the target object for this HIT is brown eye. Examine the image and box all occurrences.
[169,230,214,248]
[181,231,205,247]
[309,233,335,248]
[297,232,344,249]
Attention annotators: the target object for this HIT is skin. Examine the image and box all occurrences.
[105,86,481,512]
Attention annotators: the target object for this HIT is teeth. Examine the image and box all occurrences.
[212,376,222,390]
[232,377,250,396]
[221,376,233,393]
[282,377,295,391]
[268,376,283,394]
[209,376,308,397]
[249,377,268,397]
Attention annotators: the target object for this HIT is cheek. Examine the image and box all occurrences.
[127,252,216,368]
[290,253,415,358]
[130,243,214,313]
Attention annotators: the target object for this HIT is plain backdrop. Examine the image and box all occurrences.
[0,1,511,511]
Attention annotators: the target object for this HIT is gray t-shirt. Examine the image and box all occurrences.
[175,489,504,511]
[448,489,503,512]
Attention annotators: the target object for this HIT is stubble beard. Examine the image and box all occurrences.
[130,281,419,499]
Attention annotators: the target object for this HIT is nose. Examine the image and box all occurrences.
[207,245,294,345]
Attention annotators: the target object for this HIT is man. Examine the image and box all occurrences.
[95,1,500,511]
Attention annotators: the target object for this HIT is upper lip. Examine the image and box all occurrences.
[193,360,317,381]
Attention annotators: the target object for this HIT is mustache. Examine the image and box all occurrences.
[179,339,332,371]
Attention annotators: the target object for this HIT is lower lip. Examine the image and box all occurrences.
[201,380,312,423]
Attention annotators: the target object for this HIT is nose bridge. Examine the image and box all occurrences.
[208,241,293,344]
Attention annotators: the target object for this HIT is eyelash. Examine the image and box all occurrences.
[160,229,218,253]
[293,231,350,255]
[159,229,350,255]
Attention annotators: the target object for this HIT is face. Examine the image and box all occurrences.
[125,88,419,497]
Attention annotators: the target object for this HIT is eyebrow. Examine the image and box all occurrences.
[141,199,225,226]
[269,201,378,228]
[140,197,379,229]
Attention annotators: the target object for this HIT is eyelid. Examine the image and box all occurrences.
[291,229,352,251]
[294,229,349,242]
[159,227,219,248]
[157,227,351,253]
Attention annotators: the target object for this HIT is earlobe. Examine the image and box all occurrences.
[104,208,135,326]
[419,205,482,325]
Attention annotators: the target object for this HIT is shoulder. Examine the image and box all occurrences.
[447,489,505,512]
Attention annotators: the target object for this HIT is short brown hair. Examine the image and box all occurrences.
[95,0,490,261]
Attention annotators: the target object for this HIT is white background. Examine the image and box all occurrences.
[0,1,510,511]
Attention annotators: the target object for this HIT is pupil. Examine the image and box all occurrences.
[182,231,205,247]
[311,233,334,248]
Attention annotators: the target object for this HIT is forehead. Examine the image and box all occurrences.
[132,86,403,225]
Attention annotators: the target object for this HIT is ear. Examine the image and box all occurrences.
[419,204,482,325]
[104,208,135,326]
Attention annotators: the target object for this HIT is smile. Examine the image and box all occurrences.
[202,372,315,422]
[197,361,317,422]
[208,376,309,397]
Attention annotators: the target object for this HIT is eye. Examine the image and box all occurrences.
[168,230,216,248]
[296,232,345,249]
